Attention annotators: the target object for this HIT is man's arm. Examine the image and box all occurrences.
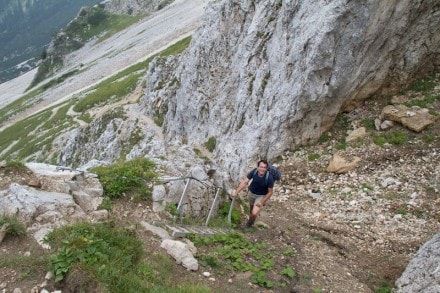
[256,187,273,207]
[231,178,250,197]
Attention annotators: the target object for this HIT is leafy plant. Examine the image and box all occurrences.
[252,270,273,288]
[44,222,142,281]
[375,280,393,293]
[409,74,437,93]
[188,232,288,288]
[336,138,347,150]
[90,158,156,198]
[281,267,296,279]
[214,201,241,227]
[99,197,113,211]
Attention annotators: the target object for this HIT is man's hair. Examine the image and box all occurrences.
[257,159,268,167]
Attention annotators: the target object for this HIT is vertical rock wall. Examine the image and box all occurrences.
[141,0,440,180]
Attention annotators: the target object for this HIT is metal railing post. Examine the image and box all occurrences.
[205,187,221,226]
[174,178,191,223]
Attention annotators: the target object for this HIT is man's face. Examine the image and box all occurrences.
[257,163,268,176]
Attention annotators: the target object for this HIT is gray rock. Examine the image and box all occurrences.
[396,233,440,293]
[160,239,199,271]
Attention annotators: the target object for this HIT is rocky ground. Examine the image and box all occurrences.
[0,86,439,292]
[1,0,438,291]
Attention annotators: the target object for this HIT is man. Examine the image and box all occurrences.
[230,159,274,229]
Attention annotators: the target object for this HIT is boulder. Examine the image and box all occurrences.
[346,127,367,142]
[382,105,436,132]
[327,154,361,174]
[160,239,199,271]
[396,233,440,293]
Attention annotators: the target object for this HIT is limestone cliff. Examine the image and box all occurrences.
[141,0,440,179]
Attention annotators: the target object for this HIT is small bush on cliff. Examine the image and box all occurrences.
[90,158,157,199]
[204,137,217,152]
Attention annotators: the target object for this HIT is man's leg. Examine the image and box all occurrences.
[246,192,257,227]
[247,195,263,227]
[247,204,255,227]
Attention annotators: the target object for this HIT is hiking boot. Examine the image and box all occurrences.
[241,220,254,232]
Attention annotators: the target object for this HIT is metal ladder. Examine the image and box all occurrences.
[163,177,233,238]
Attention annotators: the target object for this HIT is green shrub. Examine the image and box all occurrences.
[90,158,156,198]
[154,112,165,127]
[204,137,217,152]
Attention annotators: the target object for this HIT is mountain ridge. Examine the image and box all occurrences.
[0,0,103,83]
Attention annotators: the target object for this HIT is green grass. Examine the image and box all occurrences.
[73,73,142,112]
[72,36,192,114]
[0,215,26,237]
[85,11,143,43]
[43,221,210,292]
[0,253,49,278]
[0,101,75,161]
[0,88,44,125]
[373,130,408,147]
[408,74,438,93]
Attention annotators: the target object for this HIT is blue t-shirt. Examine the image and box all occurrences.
[247,168,274,196]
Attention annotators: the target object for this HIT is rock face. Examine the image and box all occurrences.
[141,0,440,180]
[395,233,440,293]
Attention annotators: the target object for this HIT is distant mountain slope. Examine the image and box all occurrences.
[0,0,102,84]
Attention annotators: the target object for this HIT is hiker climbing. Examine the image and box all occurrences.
[230,159,279,229]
